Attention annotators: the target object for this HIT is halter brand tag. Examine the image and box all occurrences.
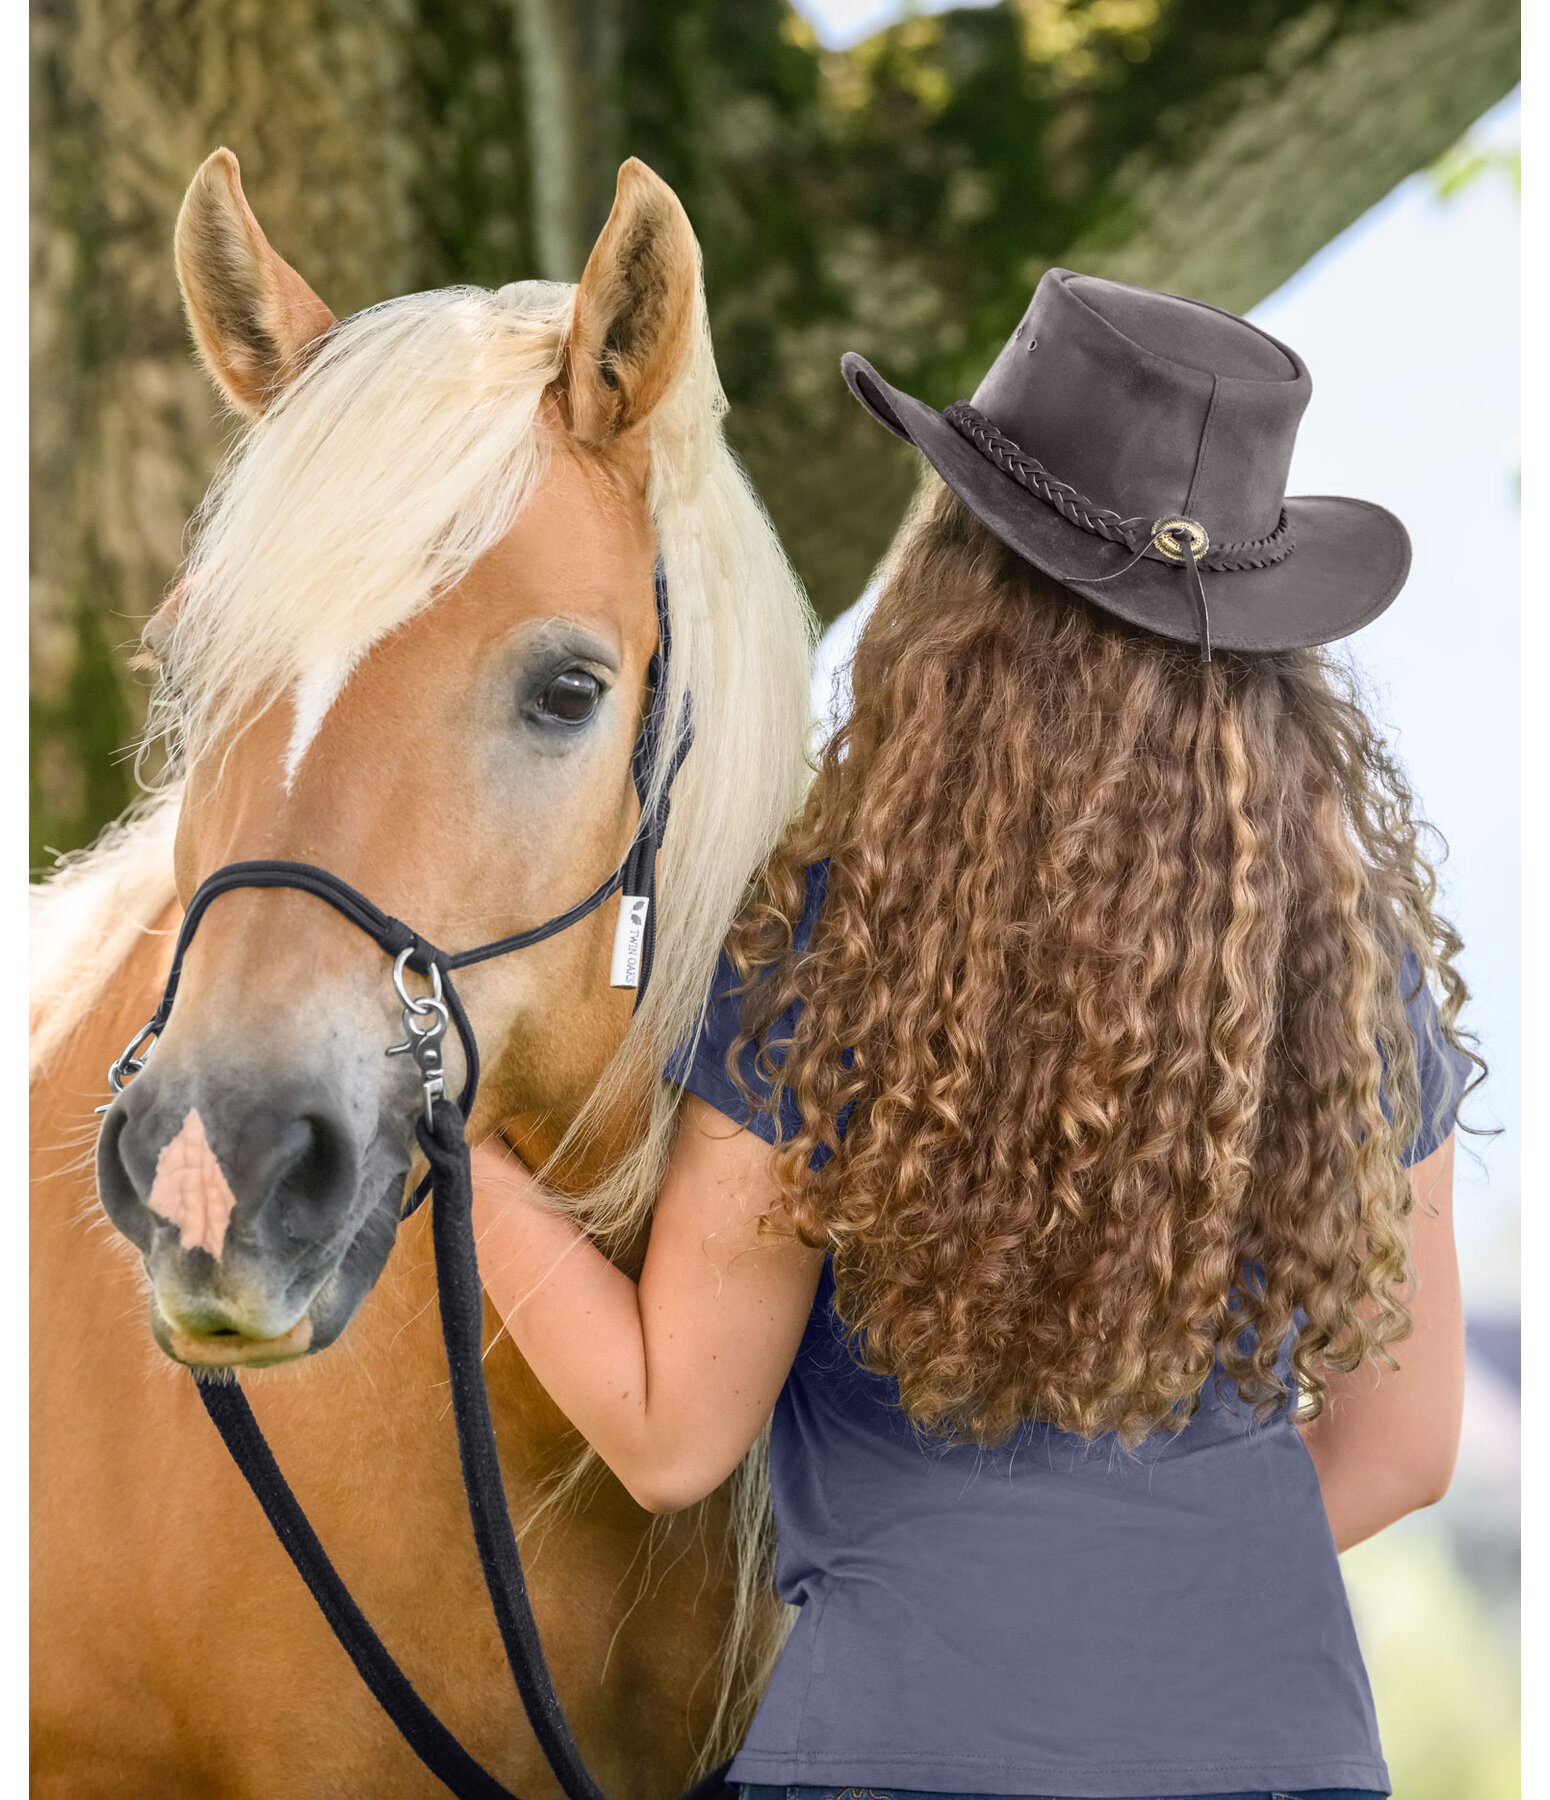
[610,894,650,988]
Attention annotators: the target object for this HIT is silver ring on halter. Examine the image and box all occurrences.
[386,998,451,1046]
[95,1018,161,1114]
[387,948,451,1128]
[391,946,444,1014]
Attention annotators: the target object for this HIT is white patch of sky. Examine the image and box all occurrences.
[798,25,1520,1305]
[1252,92,1520,1303]
[793,0,995,50]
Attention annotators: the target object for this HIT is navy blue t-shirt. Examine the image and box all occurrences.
[666,859,1469,1797]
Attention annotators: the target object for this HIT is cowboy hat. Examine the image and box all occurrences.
[841,268,1411,658]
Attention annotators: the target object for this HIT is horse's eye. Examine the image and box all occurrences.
[533,668,602,723]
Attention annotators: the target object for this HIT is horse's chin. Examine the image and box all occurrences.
[147,1169,407,1370]
[160,1313,316,1369]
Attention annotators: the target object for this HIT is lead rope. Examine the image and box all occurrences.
[199,1083,736,1800]
[114,558,735,1800]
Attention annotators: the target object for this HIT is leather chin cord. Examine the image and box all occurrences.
[102,559,737,1800]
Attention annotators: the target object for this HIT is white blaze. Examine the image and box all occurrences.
[146,1109,238,1260]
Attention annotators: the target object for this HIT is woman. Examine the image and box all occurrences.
[470,270,1479,1800]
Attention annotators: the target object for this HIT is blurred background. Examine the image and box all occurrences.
[30,1,1519,1792]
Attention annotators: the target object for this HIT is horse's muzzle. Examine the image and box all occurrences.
[95,1062,408,1364]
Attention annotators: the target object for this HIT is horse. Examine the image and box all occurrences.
[30,147,815,1798]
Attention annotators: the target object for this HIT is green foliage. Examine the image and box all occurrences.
[1430,138,1520,202]
[1344,1528,1520,1800]
[412,0,539,287]
[30,587,136,876]
[563,0,1518,620]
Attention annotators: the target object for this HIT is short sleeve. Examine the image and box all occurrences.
[1388,943,1474,1166]
[664,860,831,1148]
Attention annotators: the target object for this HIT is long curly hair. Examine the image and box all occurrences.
[725,479,1482,1449]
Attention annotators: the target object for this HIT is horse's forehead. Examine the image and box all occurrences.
[466,464,658,630]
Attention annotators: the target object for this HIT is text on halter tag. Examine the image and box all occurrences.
[610,894,650,988]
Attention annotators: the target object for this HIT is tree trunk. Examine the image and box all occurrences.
[1069,0,1523,311]
[29,0,431,867]
[510,0,624,279]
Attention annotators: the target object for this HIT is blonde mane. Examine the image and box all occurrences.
[29,269,816,1774]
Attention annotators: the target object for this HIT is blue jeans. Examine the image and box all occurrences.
[738,1786,1387,1800]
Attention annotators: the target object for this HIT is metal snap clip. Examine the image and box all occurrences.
[387,948,450,1129]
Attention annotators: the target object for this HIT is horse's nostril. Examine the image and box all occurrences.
[96,1100,158,1254]
[276,1113,350,1215]
[210,1104,361,1252]
[307,1114,348,1196]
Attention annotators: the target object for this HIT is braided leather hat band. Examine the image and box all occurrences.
[941,402,1296,575]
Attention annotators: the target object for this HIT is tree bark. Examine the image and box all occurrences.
[29,0,430,866]
[510,0,626,279]
[1069,0,1523,312]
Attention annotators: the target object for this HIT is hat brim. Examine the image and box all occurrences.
[841,353,1411,654]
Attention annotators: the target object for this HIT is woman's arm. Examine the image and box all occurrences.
[469,1093,827,1515]
[1297,1131,1465,1552]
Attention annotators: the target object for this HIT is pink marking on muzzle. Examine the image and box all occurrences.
[146,1109,238,1259]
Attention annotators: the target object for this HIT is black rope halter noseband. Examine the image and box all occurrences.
[99,558,736,1800]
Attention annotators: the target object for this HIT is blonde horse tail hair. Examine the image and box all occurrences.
[697,1423,794,1774]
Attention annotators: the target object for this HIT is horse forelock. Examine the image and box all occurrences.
[161,284,571,773]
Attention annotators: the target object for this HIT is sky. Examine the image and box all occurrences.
[794,0,996,48]
[1252,96,1520,1303]
[796,8,1521,1307]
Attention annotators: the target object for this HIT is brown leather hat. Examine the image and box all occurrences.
[842,268,1411,658]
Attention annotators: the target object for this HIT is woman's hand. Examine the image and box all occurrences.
[1297,1132,1465,1552]
[470,1096,826,1513]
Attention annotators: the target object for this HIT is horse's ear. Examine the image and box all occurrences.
[174,148,336,418]
[553,159,699,444]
